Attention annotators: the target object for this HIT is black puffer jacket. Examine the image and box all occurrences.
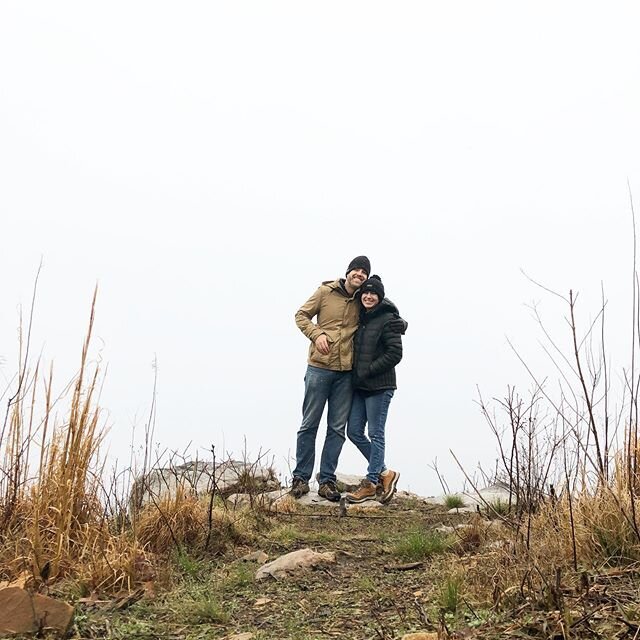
[352,298,404,392]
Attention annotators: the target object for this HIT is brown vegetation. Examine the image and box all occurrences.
[2,249,640,638]
[0,290,251,596]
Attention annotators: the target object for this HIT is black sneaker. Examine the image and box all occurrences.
[318,481,341,502]
[290,477,309,499]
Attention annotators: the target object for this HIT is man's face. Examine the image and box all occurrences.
[346,268,367,290]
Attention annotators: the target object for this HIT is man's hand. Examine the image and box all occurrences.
[315,334,330,355]
[389,316,408,335]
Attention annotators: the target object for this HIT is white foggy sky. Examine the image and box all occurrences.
[1,2,640,496]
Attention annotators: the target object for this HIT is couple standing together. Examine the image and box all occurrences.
[290,255,406,504]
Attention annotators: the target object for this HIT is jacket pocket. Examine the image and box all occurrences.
[311,331,337,363]
[310,347,332,366]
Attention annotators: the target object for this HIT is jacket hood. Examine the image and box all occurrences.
[361,297,400,319]
[322,278,343,290]
[322,279,355,297]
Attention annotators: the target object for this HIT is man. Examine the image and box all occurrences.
[290,256,371,502]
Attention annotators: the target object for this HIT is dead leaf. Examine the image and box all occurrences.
[253,597,272,607]
[143,581,157,599]
[77,596,111,608]
[107,587,145,611]
[384,561,425,571]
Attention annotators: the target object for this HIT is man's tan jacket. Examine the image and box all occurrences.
[295,279,359,372]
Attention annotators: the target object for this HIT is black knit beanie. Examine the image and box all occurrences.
[346,255,371,277]
[358,274,385,300]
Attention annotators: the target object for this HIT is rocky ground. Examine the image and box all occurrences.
[74,494,468,640]
[5,479,639,639]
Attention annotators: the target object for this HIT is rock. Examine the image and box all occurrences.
[227,489,288,510]
[275,489,386,509]
[239,551,269,564]
[335,473,363,492]
[255,548,336,580]
[0,588,74,638]
[314,473,362,492]
[278,490,331,506]
[400,633,439,640]
[313,473,362,492]
[226,494,252,509]
[130,460,280,511]
[435,525,455,534]
[346,500,383,510]
[455,483,512,512]
[0,587,37,636]
[32,594,74,636]
[421,483,514,512]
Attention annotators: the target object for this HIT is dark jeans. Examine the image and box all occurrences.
[346,389,394,484]
[292,365,353,485]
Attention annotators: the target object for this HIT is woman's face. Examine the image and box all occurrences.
[361,291,380,309]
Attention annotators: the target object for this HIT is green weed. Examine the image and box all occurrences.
[269,523,299,544]
[223,562,254,591]
[444,495,465,510]
[175,584,230,624]
[393,529,451,561]
[354,575,376,591]
[173,551,208,579]
[439,574,463,614]
[487,498,510,518]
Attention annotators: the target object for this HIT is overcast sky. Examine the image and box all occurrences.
[2,2,640,496]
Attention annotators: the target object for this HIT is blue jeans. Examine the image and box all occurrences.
[292,365,353,485]
[347,389,394,484]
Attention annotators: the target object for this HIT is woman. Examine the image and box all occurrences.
[346,275,404,504]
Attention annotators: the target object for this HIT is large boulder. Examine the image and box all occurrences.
[130,459,280,511]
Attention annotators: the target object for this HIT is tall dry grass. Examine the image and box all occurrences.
[0,289,148,591]
[0,289,261,593]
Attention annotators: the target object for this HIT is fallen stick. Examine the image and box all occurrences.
[384,561,424,571]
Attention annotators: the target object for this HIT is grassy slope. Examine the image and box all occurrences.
[56,494,637,640]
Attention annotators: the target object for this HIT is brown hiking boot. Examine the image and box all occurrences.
[346,479,378,503]
[290,477,309,499]
[318,481,341,502]
[378,469,400,504]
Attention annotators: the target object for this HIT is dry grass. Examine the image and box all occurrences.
[0,292,152,592]
[3,280,640,640]
[135,493,249,556]
[0,292,251,593]
[461,272,640,632]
